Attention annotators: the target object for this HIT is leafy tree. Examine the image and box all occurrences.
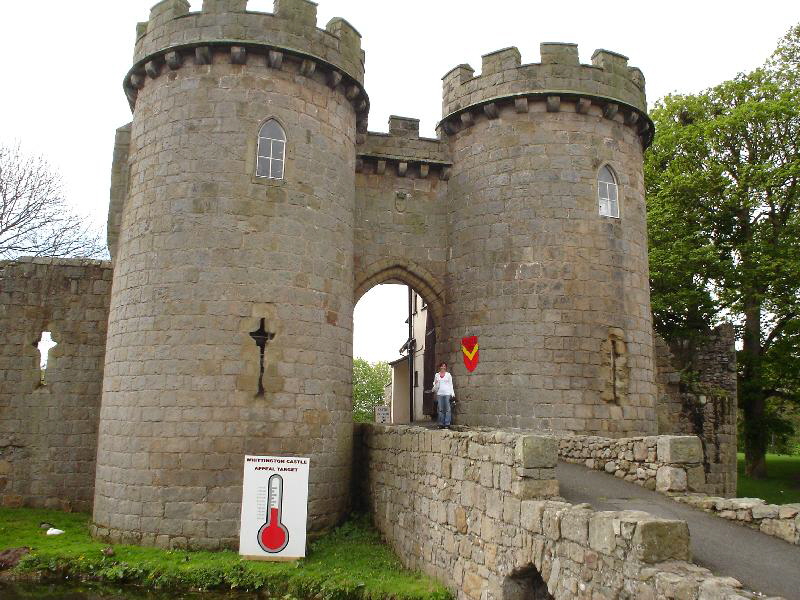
[645,23,800,478]
[0,143,105,259]
[352,358,391,422]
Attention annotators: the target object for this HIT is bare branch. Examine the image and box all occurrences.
[0,143,107,259]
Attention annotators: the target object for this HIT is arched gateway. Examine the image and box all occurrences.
[89,0,656,548]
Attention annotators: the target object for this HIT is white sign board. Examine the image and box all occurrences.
[374,405,390,424]
[239,455,310,560]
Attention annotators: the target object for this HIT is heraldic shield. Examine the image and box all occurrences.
[461,336,479,372]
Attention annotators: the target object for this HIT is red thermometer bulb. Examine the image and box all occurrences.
[257,474,289,553]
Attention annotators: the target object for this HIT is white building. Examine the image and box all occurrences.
[387,289,436,423]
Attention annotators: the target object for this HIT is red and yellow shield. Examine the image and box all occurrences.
[461,336,479,372]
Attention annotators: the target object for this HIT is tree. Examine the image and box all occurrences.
[645,23,800,478]
[0,143,105,259]
[352,358,391,422]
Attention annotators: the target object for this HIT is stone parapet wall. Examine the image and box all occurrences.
[133,0,363,82]
[356,424,776,600]
[675,495,800,546]
[654,325,738,497]
[558,434,709,495]
[125,0,368,131]
[0,257,112,512]
[358,116,451,174]
[440,44,651,146]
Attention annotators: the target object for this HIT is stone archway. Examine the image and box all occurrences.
[354,258,446,340]
[502,565,554,600]
[354,259,447,422]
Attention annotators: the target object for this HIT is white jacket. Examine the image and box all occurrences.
[432,372,454,397]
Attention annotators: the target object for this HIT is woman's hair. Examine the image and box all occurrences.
[438,362,448,368]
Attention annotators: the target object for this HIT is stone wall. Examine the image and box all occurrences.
[106,123,131,261]
[354,115,450,324]
[654,324,738,496]
[558,434,709,494]
[0,257,112,512]
[676,494,800,546]
[356,423,775,600]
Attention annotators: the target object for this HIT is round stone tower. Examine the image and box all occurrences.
[93,0,367,548]
[440,44,655,437]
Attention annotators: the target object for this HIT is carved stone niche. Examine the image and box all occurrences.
[394,190,410,213]
[601,328,628,403]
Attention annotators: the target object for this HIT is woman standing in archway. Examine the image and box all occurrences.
[432,362,455,429]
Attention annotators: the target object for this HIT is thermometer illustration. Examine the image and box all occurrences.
[257,474,289,553]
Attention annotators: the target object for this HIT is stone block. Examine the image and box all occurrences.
[540,42,579,65]
[657,436,703,464]
[778,504,800,519]
[698,577,748,600]
[656,466,687,492]
[588,512,618,554]
[520,500,547,533]
[686,465,706,491]
[512,478,559,500]
[515,435,557,469]
[560,509,590,544]
[631,519,691,563]
[633,441,648,461]
[481,47,521,75]
[202,0,247,12]
[760,518,797,544]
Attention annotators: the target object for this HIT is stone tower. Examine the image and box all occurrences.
[439,45,655,435]
[93,0,366,547]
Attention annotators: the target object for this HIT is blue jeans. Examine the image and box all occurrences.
[437,395,452,426]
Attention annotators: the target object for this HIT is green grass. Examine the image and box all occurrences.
[737,452,800,504]
[0,508,450,600]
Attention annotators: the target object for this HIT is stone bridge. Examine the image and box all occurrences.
[356,423,794,600]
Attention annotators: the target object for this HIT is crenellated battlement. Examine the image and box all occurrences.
[125,0,367,127]
[440,42,651,146]
[356,116,452,180]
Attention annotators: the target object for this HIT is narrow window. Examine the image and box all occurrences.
[256,119,286,180]
[36,331,57,386]
[598,165,619,218]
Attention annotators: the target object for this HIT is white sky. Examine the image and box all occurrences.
[1,0,797,363]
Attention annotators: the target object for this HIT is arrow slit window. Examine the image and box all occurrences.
[256,119,286,180]
[598,165,619,218]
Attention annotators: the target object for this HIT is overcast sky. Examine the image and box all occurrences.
[2,0,797,363]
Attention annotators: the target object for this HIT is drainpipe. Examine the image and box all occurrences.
[408,286,414,423]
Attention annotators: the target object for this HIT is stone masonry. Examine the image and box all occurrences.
[0,0,745,552]
[675,494,800,546]
[87,0,663,547]
[0,258,112,512]
[443,48,655,436]
[356,423,777,600]
[93,0,364,548]
[558,434,709,494]
[654,324,738,496]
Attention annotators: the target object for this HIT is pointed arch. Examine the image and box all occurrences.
[354,259,446,331]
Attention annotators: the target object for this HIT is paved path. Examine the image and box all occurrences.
[557,461,800,600]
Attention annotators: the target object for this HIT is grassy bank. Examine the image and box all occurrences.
[0,508,450,600]
[737,453,800,504]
